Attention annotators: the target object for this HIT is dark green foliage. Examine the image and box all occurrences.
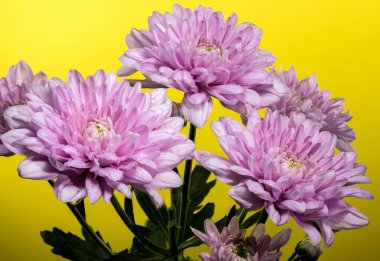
[41,227,112,261]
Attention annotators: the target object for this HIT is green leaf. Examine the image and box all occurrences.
[188,166,216,212]
[81,228,112,250]
[180,165,216,242]
[241,211,262,229]
[104,251,163,261]
[135,190,168,235]
[185,203,214,239]
[215,216,228,231]
[124,197,135,224]
[41,227,112,261]
[130,237,148,253]
[129,203,170,253]
[129,224,155,236]
[226,205,237,224]
[178,236,202,251]
[146,220,169,248]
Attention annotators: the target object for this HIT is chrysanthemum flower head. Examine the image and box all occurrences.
[270,67,355,151]
[0,60,48,156]
[191,216,291,261]
[118,4,287,128]
[195,110,372,246]
[2,70,194,204]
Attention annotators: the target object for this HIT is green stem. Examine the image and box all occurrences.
[179,123,197,243]
[169,207,179,260]
[287,251,298,261]
[110,195,169,256]
[257,208,268,224]
[129,79,166,89]
[47,180,113,256]
[76,199,86,219]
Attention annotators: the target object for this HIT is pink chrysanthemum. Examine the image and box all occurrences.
[0,60,48,156]
[118,4,287,128]
[270,67,355,152]
[195,110,372,246]
[2,70,194,204]
[191,216,291,261]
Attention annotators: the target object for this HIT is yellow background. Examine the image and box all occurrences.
[0,0,379,260]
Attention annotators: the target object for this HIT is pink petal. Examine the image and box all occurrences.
[1,129,37,156]
[18,156,59,180]
[293,216,322,245]
[4,105,31,129]
[181,93,213,128]
[86,175,102,204]
[54,176,86,202]
[151,170,183,189]
[229,183,264,210]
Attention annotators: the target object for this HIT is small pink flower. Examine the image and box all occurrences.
[0,61,48,156]
[191,216,291,261]
[270,67,355,151]
[118,4,287,127]
[2,70,194,204]
[195,110,372,246]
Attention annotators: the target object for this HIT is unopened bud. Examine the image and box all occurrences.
[295,238,323,261]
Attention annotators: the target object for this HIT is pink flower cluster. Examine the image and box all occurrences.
[1,65,194,204]
[0,61,48,156]
[119,4,287,127]
[0,4,372,256]
[191,217,291,261]
[195,110,372,246]
[270,67,355,152]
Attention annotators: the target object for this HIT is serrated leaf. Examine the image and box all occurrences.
[135,190,168,235]
[185,203,214,239]
[146,218,169,249]
[188,166,215,210]
[180,165,216,242]
[41,227,111,261]
[82,229,112,250]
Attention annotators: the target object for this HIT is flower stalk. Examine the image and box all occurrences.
[169,206,179,260]
[110,194,170,256]
[179,123,197,244]
[128,79,166,89]
[47,180,113,256]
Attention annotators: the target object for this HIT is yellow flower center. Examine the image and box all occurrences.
[94,123,108,137]
[287,159,303,170]
[86,120,113,138]
[198,44,221,54]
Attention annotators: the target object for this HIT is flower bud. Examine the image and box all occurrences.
[295,238,323,261]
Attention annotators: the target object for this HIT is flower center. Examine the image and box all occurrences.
[197,44,221,55]
[86,120,114,138]
[231,242,249,259]
[282,153,305,173]
[287,159,302,170]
